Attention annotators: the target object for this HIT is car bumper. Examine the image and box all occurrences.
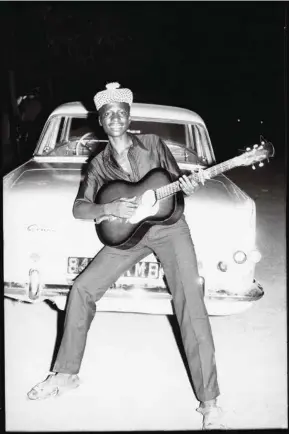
[4,279,264,316]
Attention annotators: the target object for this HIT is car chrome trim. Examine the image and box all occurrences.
[33,156,89,163]
[209,279,264,301]
[4,279,264,303]
[27,224,56,233]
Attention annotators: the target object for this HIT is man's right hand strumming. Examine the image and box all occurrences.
[104,196,138,220]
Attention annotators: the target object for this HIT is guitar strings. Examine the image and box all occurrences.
[155,157,240,200]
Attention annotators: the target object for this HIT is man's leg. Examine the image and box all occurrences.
[53,244,152,374]
[148,220,220,403]
[27,243,151,400]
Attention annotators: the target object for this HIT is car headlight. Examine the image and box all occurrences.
[217,261,228,272]
[233,251,247,264]
[248,249,262,263]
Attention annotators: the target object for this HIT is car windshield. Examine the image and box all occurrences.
[37,115,202,164]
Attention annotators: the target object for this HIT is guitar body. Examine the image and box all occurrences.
[95,168,184,249]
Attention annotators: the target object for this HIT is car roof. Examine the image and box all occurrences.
[49,102,205,125]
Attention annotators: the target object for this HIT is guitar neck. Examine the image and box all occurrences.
[156,156,240,200]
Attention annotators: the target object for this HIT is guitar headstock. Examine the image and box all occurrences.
[238,136,275,169]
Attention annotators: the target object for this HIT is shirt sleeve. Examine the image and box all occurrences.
[74,160,100,206]
[156,136,182,181]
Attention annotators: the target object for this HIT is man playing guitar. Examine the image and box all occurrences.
[28,82,226,430]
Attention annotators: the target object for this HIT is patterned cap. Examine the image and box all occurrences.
[94,82,133,111]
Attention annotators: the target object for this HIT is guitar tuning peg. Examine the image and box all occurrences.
[259,162,264,167]
[246,147,251,151]
[252,165,256,170]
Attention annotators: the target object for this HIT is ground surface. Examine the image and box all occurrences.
[4,158,287,431]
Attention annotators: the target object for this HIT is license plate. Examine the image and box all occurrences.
[68,257,162,279]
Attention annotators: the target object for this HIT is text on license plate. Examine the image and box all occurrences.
[68,257,162,279]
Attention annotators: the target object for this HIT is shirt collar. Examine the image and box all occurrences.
[103,133,145,164]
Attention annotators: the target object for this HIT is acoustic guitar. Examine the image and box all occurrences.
[95,140,274,249]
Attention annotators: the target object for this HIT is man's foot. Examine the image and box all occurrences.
[197,402,227,430]
[27,372,80,400]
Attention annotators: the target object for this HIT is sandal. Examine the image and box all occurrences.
[27,373,80,400]
[197,405,227,430]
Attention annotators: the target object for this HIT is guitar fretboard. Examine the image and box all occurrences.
[155,157,239,200]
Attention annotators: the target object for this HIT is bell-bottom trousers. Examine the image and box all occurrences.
[53,218,220,402]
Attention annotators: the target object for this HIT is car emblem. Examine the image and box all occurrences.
[27,224,55,233]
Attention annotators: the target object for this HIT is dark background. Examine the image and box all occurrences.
[0,1,287,167]
[0,3,287,426]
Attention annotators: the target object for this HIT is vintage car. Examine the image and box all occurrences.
[3,101,265,316]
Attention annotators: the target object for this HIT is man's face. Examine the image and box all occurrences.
[98,102,131,137]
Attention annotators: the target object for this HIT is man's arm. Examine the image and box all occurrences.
[73,201,108,221]
[72,161,104,220]
[73,161,137,221]
[73,200,137,222]
[156,136,201,196]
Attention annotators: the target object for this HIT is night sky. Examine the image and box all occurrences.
[0,1,286,161]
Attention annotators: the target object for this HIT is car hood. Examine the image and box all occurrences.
[4,160,254,255]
